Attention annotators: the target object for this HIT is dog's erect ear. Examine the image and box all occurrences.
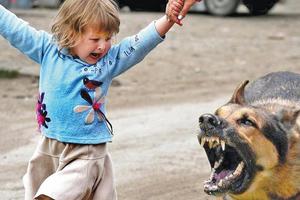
[277,109,300,148]
[228,80,249,105]
[278,109,300,128]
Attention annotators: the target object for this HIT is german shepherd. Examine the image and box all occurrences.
[198,71,300,200]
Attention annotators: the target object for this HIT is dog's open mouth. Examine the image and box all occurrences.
[199,136,250,195]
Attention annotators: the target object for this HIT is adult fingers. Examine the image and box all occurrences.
[166,0,184,25]
[180,0,201,19]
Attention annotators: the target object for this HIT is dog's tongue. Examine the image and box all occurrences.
[214,170,233,181]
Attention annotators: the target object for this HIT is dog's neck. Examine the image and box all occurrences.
[226,191,300,200]
[270,164,300,199]
[269,133,300,199]
[226,152,300,200]
[269,192,300,200]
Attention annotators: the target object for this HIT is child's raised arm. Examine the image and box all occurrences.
[0,5,51,64]
[154,15,175,37]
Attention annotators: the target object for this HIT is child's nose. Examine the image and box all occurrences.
[97,42,105,52]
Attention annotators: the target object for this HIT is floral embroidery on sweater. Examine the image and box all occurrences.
[73,87,106,124]
[36,92,51,129]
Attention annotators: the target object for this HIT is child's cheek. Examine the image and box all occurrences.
[105,43,112,53]
[106,42,112,50]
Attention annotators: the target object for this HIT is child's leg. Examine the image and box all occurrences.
[92,153,117,200]
[23,136,61,200]
[33,142,112,200]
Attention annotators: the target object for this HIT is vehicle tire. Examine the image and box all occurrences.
[204,0,240,16]
[242,0,279,15]
[126,0,166,11]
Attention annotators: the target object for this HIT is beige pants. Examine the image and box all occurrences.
[23,136,117,200]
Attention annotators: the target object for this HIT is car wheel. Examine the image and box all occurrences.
[125,0,166,11]
[242,0,279,15]
[204,0,240,16]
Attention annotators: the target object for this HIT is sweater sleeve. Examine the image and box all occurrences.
[107,21,164,78]
[0,5,51,64]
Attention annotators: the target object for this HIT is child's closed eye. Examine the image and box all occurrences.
[90,38,100,42]
[90,37,111,42]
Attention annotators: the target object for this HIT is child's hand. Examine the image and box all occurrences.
[166,0,184,26]
[166,0,202,26]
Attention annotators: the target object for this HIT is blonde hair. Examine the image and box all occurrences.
[51,0,120,50]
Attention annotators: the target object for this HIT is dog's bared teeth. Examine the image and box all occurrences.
[211,137,221,148]
[205,168,216,183]
[215,137,220,145]
[214,155,224,169]
[221,140,226,151]
[204,184,218,192]
[208,139,214,149]
[211,137,219,144]
[233,162,245,176]
[218,179,224,187]
[201,136,224,149]
[227,174,234,180]
[200,137,206,146]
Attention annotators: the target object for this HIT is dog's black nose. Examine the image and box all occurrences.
[199,114,220,131]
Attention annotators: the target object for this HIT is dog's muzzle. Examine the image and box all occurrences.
[199,113,221,133]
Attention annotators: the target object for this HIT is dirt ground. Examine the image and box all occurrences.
[0,1,300,199]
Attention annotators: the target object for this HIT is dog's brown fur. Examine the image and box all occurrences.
[198,72,300,200]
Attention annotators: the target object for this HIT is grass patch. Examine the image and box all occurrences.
[0,69,20,79]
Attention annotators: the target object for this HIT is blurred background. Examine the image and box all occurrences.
[0,0,300,199]
[0,0,286,16]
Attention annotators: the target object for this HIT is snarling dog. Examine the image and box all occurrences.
[198,71,300,200]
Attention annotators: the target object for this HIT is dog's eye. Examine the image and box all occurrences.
[237,117,257,127]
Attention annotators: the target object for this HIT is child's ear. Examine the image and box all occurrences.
[111,35,117,44]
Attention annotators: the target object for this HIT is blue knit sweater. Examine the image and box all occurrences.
[0,5,164,144]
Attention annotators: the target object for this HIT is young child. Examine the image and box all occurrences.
[0,0,184,199]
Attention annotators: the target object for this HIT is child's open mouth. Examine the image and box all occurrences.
[90,52,101,60]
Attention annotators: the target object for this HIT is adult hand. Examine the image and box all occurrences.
[166,0,184,25]
[166,0,201,26]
